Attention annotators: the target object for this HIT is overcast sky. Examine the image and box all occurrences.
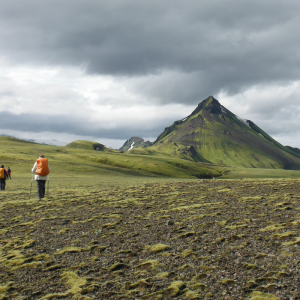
[1,0,300,149]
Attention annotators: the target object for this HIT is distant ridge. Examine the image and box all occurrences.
[285,146,300,157]
[119,137,152,152]
[65,140,117,153]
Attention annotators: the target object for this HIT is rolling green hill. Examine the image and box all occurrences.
[0,136,225,180]
[138,96,300,169]
[65,140,118,153]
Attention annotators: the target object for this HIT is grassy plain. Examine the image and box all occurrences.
[1,136,300,299]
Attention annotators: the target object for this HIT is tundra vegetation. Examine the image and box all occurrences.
[1,136,300,299]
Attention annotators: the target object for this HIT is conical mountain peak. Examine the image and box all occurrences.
[203,95,218,105]
[188,96,222,118]
[151,96,300,169]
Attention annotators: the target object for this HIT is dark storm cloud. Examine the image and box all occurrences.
[0,111,167,139]
[1,0,300,103]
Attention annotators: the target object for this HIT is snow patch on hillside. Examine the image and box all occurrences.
[236,116,251,128]
[128,141,135,151]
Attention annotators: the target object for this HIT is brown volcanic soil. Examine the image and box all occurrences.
[1,179,300,299]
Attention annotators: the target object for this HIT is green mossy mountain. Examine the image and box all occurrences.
[119,136,153,152]
[134,96,300,169]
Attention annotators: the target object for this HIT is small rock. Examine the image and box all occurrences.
[166,220,174,226]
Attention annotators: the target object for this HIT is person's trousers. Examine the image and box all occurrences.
[0,179,5,191]
[36,180,46,199]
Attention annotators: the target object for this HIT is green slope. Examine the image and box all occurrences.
[0,136,224,179]
[148,96,300,170]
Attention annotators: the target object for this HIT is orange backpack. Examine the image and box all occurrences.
[36,158,50,176]
[0,168,4,179]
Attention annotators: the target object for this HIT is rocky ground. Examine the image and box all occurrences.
[1,179,300,299]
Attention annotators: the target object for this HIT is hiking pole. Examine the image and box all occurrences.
[29,174,33,199]
[47,178,50,199]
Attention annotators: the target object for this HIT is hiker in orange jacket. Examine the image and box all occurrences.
[31,154,50,200]
[0,165,8,191]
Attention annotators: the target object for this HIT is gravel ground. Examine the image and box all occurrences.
[1,179,300,299]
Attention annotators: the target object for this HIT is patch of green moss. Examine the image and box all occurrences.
[181,249,195,257]
[272,231,295,239]
[240,196,262,202]
[259,224,286,232]
[191,274,207,281]
[11,261,40,271]
[218,278,236,285]
[39,271,89,299]
[62,271,88,293]
[164,281,186,297]
[276,271,288,278]
[177,231,195,238]
[129,279,150,290]
[43,264,64,271]
[177,264,193,271]
[217,220,227,226]
[134,270,149,278]
[188,282,207,290]
[58,228,69,234]
[101,221,119,228]
[280,250,292,257]
[0,228,9,235]
[249,291,280,300]
[231,242,249,249]
[242,263,258,270]
[205,292,213,298]
[104,213,122,219]
[225,224,248,230]
[146,243,170,253]
[281,236,300,246]
[155,272,171,279]
[156,215,171,219]
[217,188,232,193]
[21,239,35,249]
[245,280,257,289]
[34,254,49,261]
[109,262,126,271]
[56,247,83,255]
[0,281,14,297]
[11,215,23,222]
[274,202,290,207]
[185,290,201,299]
[72,217,95,224]
[255,253,268,258]
[138,260,161,270]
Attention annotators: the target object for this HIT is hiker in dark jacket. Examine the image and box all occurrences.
[6,167,11,179]
[0,165,8,191]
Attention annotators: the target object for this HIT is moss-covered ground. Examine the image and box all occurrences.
[1,177,300,299]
